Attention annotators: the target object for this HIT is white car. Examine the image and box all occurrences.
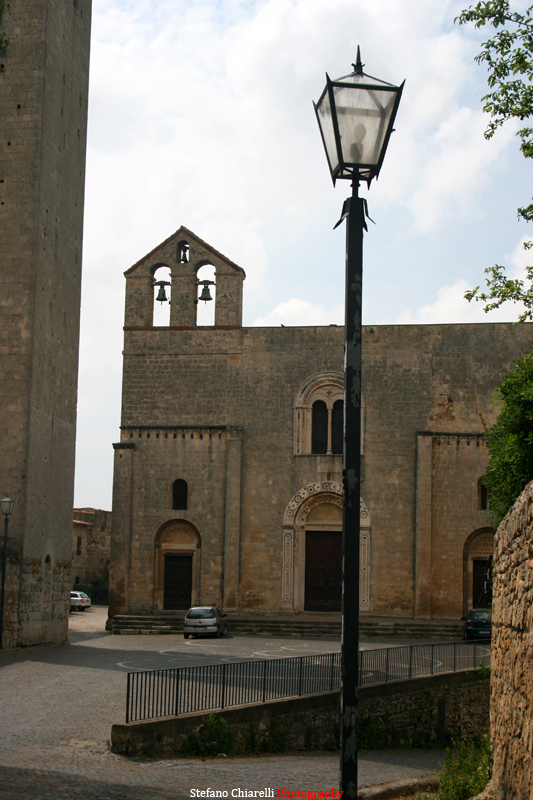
[183,606,228,638]
[70,591,91,612]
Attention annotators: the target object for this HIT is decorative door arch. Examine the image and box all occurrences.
[281,481,371,612]
[154,520,201,611]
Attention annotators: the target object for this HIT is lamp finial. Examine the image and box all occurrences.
[352,46,364,75]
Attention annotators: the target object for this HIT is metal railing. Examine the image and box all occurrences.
[358,640,489,685]
[125,641,490,723]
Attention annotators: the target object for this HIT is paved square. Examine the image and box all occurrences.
[0,608,443,799]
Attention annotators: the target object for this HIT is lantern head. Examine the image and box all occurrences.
[314,48,404,185]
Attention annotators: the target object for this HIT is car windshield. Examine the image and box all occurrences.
[187,608,215,619]
[471,610,490,621]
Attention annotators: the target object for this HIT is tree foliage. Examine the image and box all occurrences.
[457,1,533,315]
[456,4,533,522]
[483,347,533,526]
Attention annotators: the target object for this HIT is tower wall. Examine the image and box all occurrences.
[0,0,91,646]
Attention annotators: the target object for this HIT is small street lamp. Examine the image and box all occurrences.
[314,49,403,798]
[0,496,14,650]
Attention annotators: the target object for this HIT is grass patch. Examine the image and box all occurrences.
[181,713,235,757]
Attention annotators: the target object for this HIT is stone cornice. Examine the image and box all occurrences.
[418,431,487,446]
[119,425,232,441]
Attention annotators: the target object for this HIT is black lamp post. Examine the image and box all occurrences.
[0,496,14,650]
[314,49,403,798]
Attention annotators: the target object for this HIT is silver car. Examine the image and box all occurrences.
[70,591,91,612]
[183,606,228,639]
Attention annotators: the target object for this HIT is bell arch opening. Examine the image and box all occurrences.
[152,264,171,326]
[196,264,216,326]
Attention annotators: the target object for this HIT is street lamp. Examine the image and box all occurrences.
[0,496,14,650]
[314,49,403,798]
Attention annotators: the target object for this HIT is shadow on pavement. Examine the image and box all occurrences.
[0,640,258,673]
[0,765,188,800]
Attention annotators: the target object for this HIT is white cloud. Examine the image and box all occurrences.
[507,235,533,276]
[394,278,526,324]
[252,298,344,327]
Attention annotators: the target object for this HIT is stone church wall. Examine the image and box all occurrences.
[109,226,533,623]
[489,480,533,799]
[0,1,91,647]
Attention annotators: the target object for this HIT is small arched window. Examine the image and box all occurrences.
[312,401,328,454]
[173,479,188,510]
[332,399,343,454]
[479,479,489,511]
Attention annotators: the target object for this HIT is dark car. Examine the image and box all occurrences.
[462,608,492,640]
[183,606,228,639]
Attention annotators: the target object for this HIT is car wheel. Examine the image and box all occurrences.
[184,633,189,639]
[222,625,228,637]
[215,628,221,638]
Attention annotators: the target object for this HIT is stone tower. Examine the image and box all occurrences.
[0,1,91,647]
[108,227,246,622]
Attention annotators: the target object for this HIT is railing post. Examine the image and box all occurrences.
[298,656,303,696]
[174,669,180,717]
[126,672,131,723]
[409,645,412,679]
[431,643,434,675]
[453,641,456,673]
[221,663,227,709]
[358,649,363,686]
[262,660,268,703]
[330,653,335,691]
[385,647,389,682]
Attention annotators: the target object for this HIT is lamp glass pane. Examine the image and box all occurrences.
[316,90,339,174]
[332,84,396,167]
[0,497,13,515]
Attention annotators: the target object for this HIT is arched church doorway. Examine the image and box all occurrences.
[304,504,342,612]
[154,520,201,611]
[282,482,371,613]
[463,527,494,615]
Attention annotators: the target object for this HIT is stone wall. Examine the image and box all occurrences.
[111,671,489,758]
[72,508,111,588]
[0,0,91,647]
[489,480,533,799]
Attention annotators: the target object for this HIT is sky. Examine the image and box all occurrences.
[75,0,533,509]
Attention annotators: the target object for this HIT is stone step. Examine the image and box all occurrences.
[111,614,464,640]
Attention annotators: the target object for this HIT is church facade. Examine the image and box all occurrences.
[108,227,533,624]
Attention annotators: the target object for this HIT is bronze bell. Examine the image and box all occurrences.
[155,281,170,304]
[199,284,213,303]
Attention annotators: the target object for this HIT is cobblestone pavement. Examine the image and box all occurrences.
[0,607,444,799]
